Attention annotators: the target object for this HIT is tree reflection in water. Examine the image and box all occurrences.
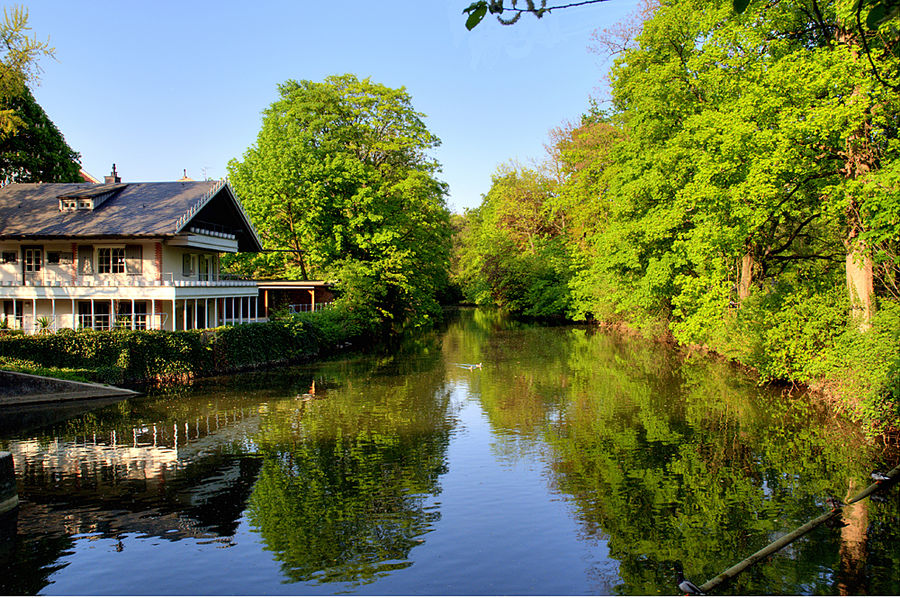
[246,346,453,585]
[441,311,900,595]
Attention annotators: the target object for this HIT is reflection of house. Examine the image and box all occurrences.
[257,280,335,317]
[6,405,263,542]
[0,168,264,332]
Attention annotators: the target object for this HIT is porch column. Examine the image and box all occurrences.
[183,300,188,330]
[239,297,243,324]
[71,298,75,329]
[11,298,15,330]
[263,289,268,320]
[171,299,176,331]
[111,299,114,330]
[90,299,95,331]
[193,299,198,329]
[31,298,35,333]
[151,299,156,330]
[51,298,56,331]
[204,298,209,329]
[311,288,316,312]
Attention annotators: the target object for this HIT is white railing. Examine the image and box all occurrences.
[0,272,256,288]
[288,302,334,313]
[2,312,170,333]
[174,180,226,231]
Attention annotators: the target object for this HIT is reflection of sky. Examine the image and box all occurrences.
[353,384,621,596]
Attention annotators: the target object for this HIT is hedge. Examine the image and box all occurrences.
[0,306,376,386]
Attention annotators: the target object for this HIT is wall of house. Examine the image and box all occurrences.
[160,244,220,283]
[0,239,227,286]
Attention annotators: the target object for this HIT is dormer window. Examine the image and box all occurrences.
[57,183,127,212]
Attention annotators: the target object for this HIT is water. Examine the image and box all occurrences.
[0,308,898,595]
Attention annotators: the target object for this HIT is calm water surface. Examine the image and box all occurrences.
[1,309,898,595]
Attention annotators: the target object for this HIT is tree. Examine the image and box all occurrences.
[454,165,571,317]
[0,6,53,139]
[0,85,81,184]
[227,74,452,331]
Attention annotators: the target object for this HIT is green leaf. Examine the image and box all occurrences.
[733,0,751,13]
[464,2,488,30]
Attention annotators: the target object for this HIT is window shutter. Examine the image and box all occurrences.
[125,245,142,275]
[78,245,93,275]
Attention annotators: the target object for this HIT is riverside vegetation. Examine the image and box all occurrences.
[0,307,375,386]
[453,0,900,432]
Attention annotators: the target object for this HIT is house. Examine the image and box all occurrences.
[0,168,265,333]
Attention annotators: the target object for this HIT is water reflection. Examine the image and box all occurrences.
[0,309,896,595]
[440,313,900,595]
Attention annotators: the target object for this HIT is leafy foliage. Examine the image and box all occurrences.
[453,165,572,317]
[0,6,53,139]
[456,0,900,426]
[0,85,81,184]
[227,74,452,332]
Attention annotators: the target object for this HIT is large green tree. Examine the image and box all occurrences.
[0,85,81,183]
[228,74,452,330]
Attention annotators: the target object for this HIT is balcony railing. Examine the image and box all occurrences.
[0,272,256,288]
[2,312,169,333]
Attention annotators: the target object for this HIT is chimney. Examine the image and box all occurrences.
[104,164,121,184]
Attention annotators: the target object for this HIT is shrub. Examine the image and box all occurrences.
[0,306,376,386]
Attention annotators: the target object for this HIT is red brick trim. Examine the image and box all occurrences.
[155,242,163,281]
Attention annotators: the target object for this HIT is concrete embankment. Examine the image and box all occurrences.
[0,370,138,407]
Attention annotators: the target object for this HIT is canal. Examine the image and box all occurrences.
[0,308,898,595]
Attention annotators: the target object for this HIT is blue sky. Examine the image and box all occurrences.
[24,1,639,212]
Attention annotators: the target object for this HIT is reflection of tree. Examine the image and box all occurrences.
[550,330,898,595]
[246,355,452,586]
[0,510,73,596]
[449,310,900,595]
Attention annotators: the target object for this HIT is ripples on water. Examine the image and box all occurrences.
[0,309,898,595]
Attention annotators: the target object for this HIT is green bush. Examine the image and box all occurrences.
[0,305,377,386]
[819,300,900,429]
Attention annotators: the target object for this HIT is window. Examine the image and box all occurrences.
[78,245,93,275]
[23,248,41,272]
[182,254,194,277]
[125,245,142,275]
[98,247,125,274]
[47,252,61,264]
[0,252,16,264]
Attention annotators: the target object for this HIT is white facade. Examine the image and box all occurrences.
[0,234,263,333]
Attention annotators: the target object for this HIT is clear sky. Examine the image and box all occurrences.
[23,0,639,213]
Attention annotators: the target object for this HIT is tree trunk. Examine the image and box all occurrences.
[738,252,755,303]
[836,27,877,331]
[845,237,874,332]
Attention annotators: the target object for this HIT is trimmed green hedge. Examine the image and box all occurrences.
[0,306,376,386]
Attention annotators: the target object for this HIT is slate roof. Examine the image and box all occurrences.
[0,181,262,251]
